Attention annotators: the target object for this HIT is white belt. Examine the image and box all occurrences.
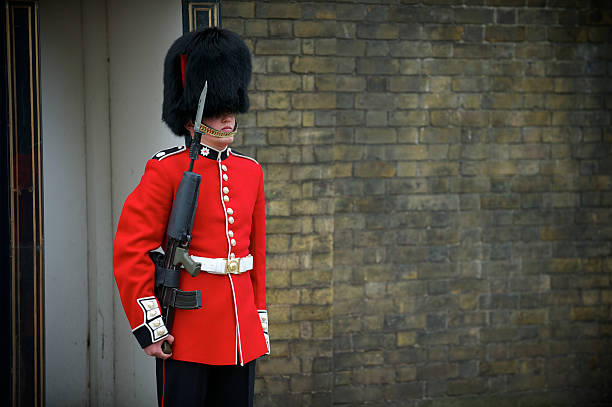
[191,254,253,275]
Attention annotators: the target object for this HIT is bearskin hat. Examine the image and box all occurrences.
[162,27,252,136]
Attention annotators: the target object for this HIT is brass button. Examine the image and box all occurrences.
[227,208,233,215]
[223,186,229,194]
[224,195,230,202]
[230,253,236,259]
[228,216,235,224]
[223,174,228,181]
[231,239,236,246]
[221,164,227,171]
[228,230,234,237]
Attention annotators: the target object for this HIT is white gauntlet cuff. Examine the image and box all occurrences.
[258,310,270,355]
[132,296,168,348]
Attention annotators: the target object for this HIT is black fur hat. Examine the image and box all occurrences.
[162,28,252,136]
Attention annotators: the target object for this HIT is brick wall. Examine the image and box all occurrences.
[224,1,612,405]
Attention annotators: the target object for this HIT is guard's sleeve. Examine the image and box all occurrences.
[249,164,269,354]
[113,159,173,349]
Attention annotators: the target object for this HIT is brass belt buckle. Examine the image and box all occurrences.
[225,258,241,274]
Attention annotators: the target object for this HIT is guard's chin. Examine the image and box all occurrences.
[202,134,234,149]
[220,136,234,146]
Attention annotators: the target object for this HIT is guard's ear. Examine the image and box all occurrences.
[184,120,195,134]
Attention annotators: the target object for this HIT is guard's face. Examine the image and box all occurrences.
[204,112,236,133]
[201,112,236,150]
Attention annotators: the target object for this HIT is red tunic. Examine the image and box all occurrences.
[113,144,268,365]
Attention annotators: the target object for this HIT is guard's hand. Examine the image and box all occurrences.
[144,334,174,359]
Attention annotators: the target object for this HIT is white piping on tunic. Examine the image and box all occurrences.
[228,274,244,366]
[217,152,243,365]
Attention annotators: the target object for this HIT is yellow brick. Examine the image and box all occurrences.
[291,305,331,321]
[291,235,314,251]
[257,357,301,375]
[333,163,352,178]
[423,93,459,109]
[269,341,289,357]
[336,75,366,92]
[315,7,335,19]
[292,56,335,73]
[300,288,333,305]
[249,93,266,110]
[268,305,290,323]
[257,111,301,127]
[397,162,417,177]
[267,200,291,216]
[312,321,332,338]
[222,1,255,18]
[316,74,336,91]
[267,234,290,252]
[481,360,516,375]
[266,269,290,288]
[256,3,301,19]
[511,310,548,325]
[256,75,301,91]
[424,25,463,41]
[354,161,396,178]
[396,94,419,109]
[397,331,417,347]
[302,75,315,92]
[267,93,290,109]
[291,269,332,286]
[302,112,315,127]
[550,258,581,273]
[294,21,336,37]
[583,259,602,273]
[256,39,301,55]
[245,20,267,37]
[292,93,336,109]
[267,288,301,305]
[570,307,597,321]
[418,162,459,177]
[458,294,478,310]
[486,161,518,176]
[387,145,427,161]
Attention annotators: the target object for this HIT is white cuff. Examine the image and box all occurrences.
[136,296,169,343]
[258,310,270,355]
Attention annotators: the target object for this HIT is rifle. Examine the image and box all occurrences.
[152,83,209,354]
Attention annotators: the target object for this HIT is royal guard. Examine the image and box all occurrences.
[113,27,268,406]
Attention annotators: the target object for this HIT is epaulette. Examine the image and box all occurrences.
[229,148,259,165]
[152,145,186,161]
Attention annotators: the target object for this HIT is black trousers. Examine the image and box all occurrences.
[156,358,256,407]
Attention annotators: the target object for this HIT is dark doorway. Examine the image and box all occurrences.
[2,1,45,406]
[182,0,221,32]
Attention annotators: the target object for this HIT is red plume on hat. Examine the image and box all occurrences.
[162,27,252,136]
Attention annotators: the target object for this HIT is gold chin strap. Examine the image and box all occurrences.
[198,122,238,138]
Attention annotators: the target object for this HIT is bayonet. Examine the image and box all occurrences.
[193,81,207,135]
[188,81,207,167]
